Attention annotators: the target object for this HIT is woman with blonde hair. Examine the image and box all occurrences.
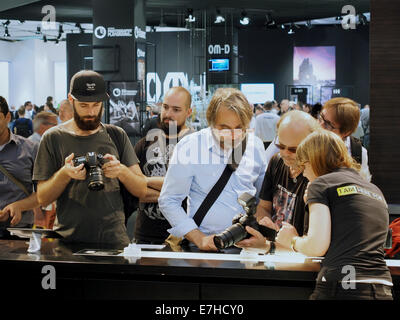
[276,130,393,300]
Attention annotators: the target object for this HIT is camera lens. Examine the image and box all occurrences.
[87,167,104,191]
[213,223,247,250]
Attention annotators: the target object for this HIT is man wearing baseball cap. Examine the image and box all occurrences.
[33,70,147,246]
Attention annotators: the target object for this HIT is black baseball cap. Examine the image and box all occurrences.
[69,70,109,102]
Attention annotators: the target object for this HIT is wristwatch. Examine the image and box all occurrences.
[290,236,298,252]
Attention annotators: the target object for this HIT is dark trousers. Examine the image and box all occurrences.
[310,281,393,300]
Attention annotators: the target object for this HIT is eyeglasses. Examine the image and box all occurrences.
[319,112,338,131]
[274,137,297,153]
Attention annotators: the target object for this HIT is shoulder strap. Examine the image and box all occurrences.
[350,136,362,164]
[105,124,124,159]
[192,136,247,227]
[0,164,30,196]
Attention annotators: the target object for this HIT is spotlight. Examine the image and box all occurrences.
[265,13,275,26]
[57,24,63,39]
[305,20,312,29]
[4,26,10,37]
[214,9,225,24]
[288,24,295,34]
[43,35,47,42]
[240,11,249,25]
[185,9,196,23]
[55,39,59,44]
[3,20,10,26]
[280,24,285,30]
[36,26,41,34]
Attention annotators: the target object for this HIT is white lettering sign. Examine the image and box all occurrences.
[208,44,231,55]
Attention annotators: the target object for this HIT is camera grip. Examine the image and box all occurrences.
[257,224,277,241]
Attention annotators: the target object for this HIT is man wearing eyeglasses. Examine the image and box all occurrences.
[318,97,371,181]
[255,110,320,235]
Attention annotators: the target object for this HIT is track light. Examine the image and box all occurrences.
[288,24,295,34]
[265,13,275,26]
[3,20,10,26]
[4,26,10,37]
[305,20,312,29]
[43,35,47,42]
[57,24,63,39]
[214,9,225,24]
[185,9,196,23]
[36,26,41,34]
[240,11,249,25]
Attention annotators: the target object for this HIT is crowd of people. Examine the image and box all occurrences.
[0,69,392,300]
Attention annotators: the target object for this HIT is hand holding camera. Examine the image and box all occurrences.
[64,153,87,181]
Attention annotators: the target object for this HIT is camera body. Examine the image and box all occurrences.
[213,193,277,250]
[73,152,107,191]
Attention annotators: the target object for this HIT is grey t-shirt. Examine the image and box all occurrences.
[33,124,138,246]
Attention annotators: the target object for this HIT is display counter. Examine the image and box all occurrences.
[0,239,399,300]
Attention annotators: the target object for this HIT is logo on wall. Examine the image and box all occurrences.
[94,25,133,39]
[208,44,230,55]
[146,72,189,103]
[94,26,107,39]
[134,26,146,40]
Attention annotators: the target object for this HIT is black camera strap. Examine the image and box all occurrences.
[192,136,247,227]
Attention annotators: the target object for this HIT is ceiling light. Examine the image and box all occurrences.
[240,11,249,25]
[288,24,295,34]
[43,35,47,42]
[4,27,10,37]
[305,20,312,29]
[265,13,275,26]
[76,23,84,33]
[185,9,196,23]
[214,9,225,24]
[36,26,41,34]
[3,20,10,26]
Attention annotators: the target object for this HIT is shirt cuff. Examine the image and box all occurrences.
[168,218,199,238]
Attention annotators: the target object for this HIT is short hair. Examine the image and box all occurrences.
[206,88,253,128]
[277,110,320,133]
[296,130,360,177]
[46,96,53,102]
[322,97,360,136]
[255,105,264,112]
[0,96,9,115]
[24,101,32,107]
[33,111,58,131]
[164,87,192,109]
[263,101,273,110]
[18,105,26,116]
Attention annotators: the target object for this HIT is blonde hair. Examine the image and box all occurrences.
[322,97,360,136]
[206,88,253,128]
[296,129,360,177]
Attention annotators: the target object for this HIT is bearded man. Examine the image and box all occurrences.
[33,70,146,246]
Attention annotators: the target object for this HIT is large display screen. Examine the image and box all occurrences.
[293,46,336,82]
[240,83,275,104]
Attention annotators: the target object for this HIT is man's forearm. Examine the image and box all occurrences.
[37,168,71,206]
[139,187,160,203]
[185,229,206,247]
[118,165,147,198]
[146,176,164,191]
[13,192,40,211]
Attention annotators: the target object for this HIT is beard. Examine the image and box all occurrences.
[73,103,102,131]
[160,118,183,136]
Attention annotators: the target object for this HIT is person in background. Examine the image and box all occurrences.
[360,104,370,150]
[12,106,33,138]
[28,111,58,144]
[0,96,40,239]
[303,103,312,114]
[318,97,371,181]
[278,99,290,116]
[142,103,161,137]
[134,87,193,244]
[24,101,36,120]
[310,103,322,119]
[58,99,74,123]
[255,101,280,149]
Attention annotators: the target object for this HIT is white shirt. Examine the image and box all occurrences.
[158,127,267,238]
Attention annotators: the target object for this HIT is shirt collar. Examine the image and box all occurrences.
[6,129,20,145]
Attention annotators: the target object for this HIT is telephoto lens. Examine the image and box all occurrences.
[213,223,248,250]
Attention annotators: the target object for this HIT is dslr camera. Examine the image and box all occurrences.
[73,152,107,191]
[213,193,277,250]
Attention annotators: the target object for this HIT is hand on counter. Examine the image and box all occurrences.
[276,222,299,249]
